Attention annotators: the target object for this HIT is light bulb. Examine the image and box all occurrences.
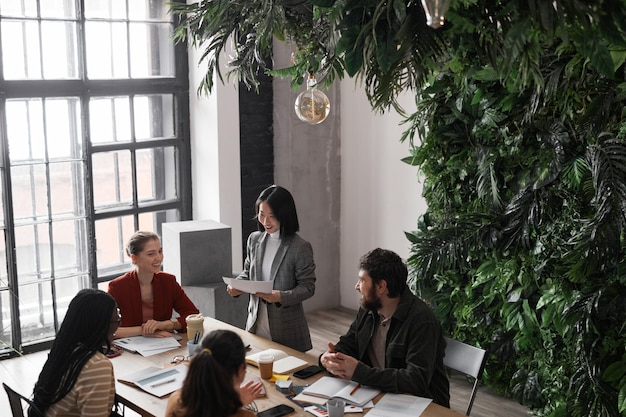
[295,74,330,125]
[421,0,452,29]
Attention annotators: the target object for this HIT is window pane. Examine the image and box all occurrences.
[135,94,175,140]
[52,219,88,274]
[6,99,45,162]
[40,0,76,19]
[129,2,171,21]
[138,209,179,235]
[89,97,132,144]
[1,19,41,79]
[14,223,51,280]
[49,161,85,218]
[92,150,133,210]
[95,215,134,275]
[85,21,128,79]
[137,147,178,203]
[84,0,126,19]
[0,289,13,352]
[19,280,54,343]
[129,22,174,78]
[46,98,82,159]
[41,21,78,79]
[0,230,8,288]
[11,164,49,224]
[0,176,4,225]
[0,0,37,17]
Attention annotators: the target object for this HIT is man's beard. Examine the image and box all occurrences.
[361,286,382,311]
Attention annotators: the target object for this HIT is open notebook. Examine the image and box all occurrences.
[296,376,380,407]
[246,348,308,374]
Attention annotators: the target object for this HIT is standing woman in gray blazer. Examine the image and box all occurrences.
[227,185,316,352]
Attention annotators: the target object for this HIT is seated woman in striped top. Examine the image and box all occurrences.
[29,289,121,417]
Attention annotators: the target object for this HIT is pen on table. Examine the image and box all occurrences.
[150,378,176,388]
[193,330,200,344]
[349,383,361,396]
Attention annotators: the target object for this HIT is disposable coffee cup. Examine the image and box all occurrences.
[188,341,200,357]
[326,398,345,417]
[185,314,204,342]
[258,354,275,379]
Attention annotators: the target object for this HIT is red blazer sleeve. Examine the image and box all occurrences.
[152,272,199,331]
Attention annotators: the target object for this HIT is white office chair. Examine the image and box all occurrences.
[443,337,487,416]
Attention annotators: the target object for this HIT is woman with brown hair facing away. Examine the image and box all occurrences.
[165,329,263,417]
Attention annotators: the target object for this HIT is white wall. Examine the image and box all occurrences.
[338,83,427,310]
[188,45,243,270]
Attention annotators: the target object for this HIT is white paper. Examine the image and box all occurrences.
[223,277,274,294]
[113,335,181,357]
[366,393,432,417]
[119,364,188,398]
[304,404,363,416]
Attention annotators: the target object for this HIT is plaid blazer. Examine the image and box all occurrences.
[237,231,316,352]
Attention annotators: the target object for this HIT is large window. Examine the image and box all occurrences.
[0,0,190,357]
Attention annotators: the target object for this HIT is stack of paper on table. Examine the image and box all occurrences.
[118,364,188,397]
[295,376,380,407]
[245,348,308,374]
[113,335,181,356]
[366,392,432,417]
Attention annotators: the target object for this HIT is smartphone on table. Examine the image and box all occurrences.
[256,404,295,417]
[293,365,323,379]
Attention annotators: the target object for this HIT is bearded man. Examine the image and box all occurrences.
[319,248,450,407]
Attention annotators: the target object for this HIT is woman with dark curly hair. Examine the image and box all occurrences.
[165,329,262,417]
[30,288,121,417]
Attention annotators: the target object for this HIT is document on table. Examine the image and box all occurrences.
[118,364,187,398]
[366,392,432,417]
[113,335,181,357]
[222,277,273,294]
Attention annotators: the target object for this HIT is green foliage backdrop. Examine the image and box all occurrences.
[170,1,626,415]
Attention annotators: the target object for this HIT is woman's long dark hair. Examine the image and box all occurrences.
[29,289,117,416]
[179,329,246,417]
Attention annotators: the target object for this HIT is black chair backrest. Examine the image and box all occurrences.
[3,383,37,417]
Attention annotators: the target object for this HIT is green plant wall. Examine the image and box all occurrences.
[403,2,626,416]
[170,1,626,415]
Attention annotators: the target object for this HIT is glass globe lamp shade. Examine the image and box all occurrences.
[421,0,452,29]
[294,75,330,125]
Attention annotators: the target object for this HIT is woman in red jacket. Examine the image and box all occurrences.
[108,231,199,338]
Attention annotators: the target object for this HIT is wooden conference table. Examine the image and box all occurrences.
[112,317,465,417]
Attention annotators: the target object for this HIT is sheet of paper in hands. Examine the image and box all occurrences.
[223,277,273,294]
